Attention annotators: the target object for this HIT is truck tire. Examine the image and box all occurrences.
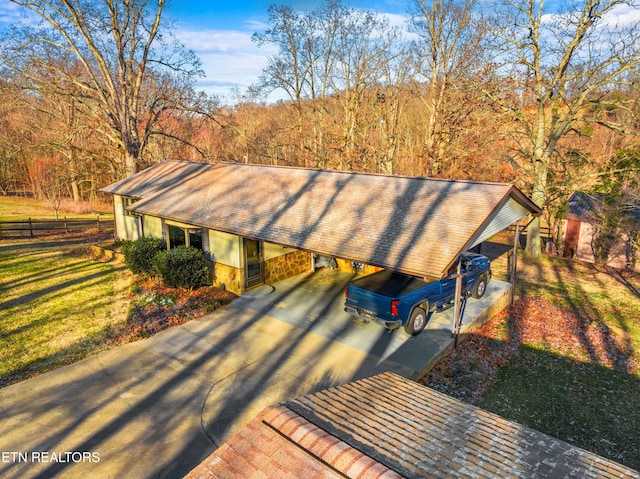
[473,274,488,299]
[404,307,427,336]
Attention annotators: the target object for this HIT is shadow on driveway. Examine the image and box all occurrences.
[0,269,510,479]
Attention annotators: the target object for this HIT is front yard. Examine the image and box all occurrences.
[0,234,234,388]
[422,254,640,470]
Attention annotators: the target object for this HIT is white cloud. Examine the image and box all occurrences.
[0,2,23,22]
[0,1,40,25]
[177,28,278,99]
[602,3,640,27]
[542,3,640,29]
[381,12,410,30]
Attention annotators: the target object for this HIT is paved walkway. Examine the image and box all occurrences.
[0,270,510,479]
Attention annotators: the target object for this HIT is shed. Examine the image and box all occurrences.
[562,191,639,271]
[101,161,541,294]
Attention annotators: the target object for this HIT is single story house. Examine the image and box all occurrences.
[185,372,639,478]
[101,161,541,295]
[562,191,640,271]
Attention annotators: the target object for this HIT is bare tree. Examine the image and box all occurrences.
[483,0,640,256]
[2,0,202,177]
[369,49,414,175]
[253,0,403,170]
[408,0,485,175]
[330,6,402,169]
[0,79,29,195]
[29,155,66,218]
[253,1,342,167]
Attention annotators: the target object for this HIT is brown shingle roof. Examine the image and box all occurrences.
[100,161,212,199]
[187,373,640,479]
[101,161,540,277]
[288,373,640,478]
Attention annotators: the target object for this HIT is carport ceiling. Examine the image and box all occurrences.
[102,161,541,278]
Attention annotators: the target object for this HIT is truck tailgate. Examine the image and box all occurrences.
[346,284,388,308]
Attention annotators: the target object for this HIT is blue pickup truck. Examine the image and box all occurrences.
[344,253,491,336]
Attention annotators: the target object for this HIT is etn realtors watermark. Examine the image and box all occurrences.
[2,451,100,463]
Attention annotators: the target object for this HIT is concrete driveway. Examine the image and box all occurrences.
[0,269,510,479]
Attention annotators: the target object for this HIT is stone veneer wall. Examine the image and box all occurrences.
[334,258,382,276]
[264,250,312,284]
[213,262,244,296]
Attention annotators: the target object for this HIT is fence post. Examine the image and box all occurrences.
[97,215,101,231]
[64,217,69,233]
[29,217,34,238]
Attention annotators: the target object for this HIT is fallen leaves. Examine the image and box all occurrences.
[510,297,637,372]
[115,277,236,342]
[421,296,639,404]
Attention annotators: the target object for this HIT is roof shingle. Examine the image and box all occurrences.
[101,161,540,277]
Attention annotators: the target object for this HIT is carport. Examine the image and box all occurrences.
[236,264,514,379]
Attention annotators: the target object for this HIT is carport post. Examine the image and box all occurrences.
[511,220,521,305]
[452,257,463,345]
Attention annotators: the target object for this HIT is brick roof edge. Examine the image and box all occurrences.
[261,405,405,479]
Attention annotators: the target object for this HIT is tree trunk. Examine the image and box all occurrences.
[525,156,548,257]
[71,180,80,202]
[124,150,139,177]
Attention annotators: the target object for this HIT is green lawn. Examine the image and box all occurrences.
[479,347,639,468]
[0,195,234,388]
[0,195,112,221]
[0,196,56,220]
[478,254,640,470]
[0,241,131,387]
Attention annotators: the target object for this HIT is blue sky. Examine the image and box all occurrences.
[164,0,409,101]
[1,0,637,103]
[0,0,408,102]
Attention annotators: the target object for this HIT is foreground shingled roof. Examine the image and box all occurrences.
[186,373,639,479]
[102,161,540,277]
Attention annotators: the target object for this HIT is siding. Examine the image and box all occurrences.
[468,197,533,248]
[263,241,298,260]
[209,229,242,268]
[113,195,142,240]
[142,215,163,239]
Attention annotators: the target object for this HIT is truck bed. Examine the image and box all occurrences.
[350,270,436,298]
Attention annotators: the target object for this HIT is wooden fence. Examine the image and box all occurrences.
[507,224,553,245]
[0,216,114,239]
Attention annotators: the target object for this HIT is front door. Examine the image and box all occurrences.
[244,239,264,288]
[563,220,581,258]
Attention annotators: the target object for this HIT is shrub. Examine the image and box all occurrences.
[59,198,93,214]
[152,246,209,290]
[121,236,164,275]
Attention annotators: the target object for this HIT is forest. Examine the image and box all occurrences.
[0,0,638,256]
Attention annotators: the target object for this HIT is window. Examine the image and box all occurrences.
[188,229,203,250]
[168,224,187,248]
[123,197,138,216]
[167,224,203,251]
